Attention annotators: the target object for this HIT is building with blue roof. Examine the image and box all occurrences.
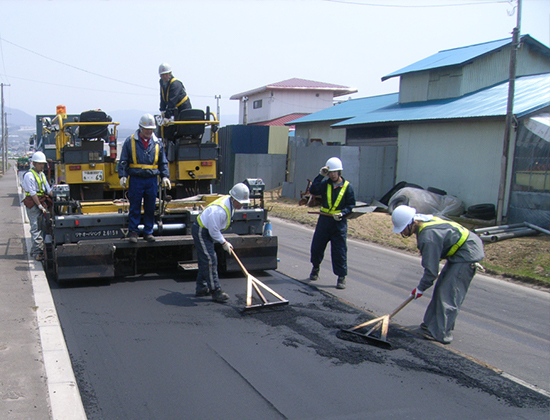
[287,35,550,227]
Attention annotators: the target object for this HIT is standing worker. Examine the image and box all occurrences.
[192,183,250,303]
[391,205,485,344]
[119,114,171,243]
[159,62,192,119]
[309,157,356,289]
[21,151,53,261]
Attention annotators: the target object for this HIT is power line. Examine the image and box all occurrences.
[0,36,155,91]
[323,0,510,7]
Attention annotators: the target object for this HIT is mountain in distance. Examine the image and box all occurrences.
[6,107,35,127]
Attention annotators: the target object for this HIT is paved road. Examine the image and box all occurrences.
[48,219,550,419]
[273,217,550,394]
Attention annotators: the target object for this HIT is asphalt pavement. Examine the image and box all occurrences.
[0,166,86,420]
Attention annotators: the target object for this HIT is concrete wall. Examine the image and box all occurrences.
[396,120,505,208]
[294,121,346,144]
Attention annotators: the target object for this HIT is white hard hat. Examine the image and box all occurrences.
[229,183,250,204]
[139,113,156,130]
[31,151,47,163]
[159,63,172,75]
[326,157,343,172]
[392,205,417,233]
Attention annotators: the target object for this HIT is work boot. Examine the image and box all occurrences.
[309,266,320,281]
[34,253,44,262]
[195,286,211,297]
[212,288,230,303]
[144,233,156,242]
[336,276,346,289]
[129,231,138,243]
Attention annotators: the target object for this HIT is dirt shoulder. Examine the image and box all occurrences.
[265,195,550,290]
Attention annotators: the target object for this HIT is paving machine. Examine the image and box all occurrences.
[40,107,277,284]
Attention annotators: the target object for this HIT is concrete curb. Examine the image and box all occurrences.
[18,174,87,420]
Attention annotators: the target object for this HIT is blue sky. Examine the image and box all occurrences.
[0,0,548,126]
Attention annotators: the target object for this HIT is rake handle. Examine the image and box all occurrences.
[389,295,414,318]
[231,250,249,277]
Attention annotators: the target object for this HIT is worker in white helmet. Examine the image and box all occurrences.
[192,183,250,303]
[391,205,485,344]
[119,114,171,243]
[158,62,192,119]
[309,157,356,290]
[21,151,53,261]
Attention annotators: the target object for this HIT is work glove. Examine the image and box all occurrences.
[120,177,127,188]
[38,204,47,214]
[411,287,424,299]
[319,166,329,176]
[333,212,343,221]
[222,241,233,255]
[162,177,171,189]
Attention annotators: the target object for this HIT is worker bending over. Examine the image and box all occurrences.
[309,157,355,289]
[192,183,250,303]
[119,114,171,243]
[391,205,485,344]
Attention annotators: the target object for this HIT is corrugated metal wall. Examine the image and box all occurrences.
[218,125,289,194]
[282,142,397,204]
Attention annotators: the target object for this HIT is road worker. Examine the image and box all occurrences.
[192,183,250,303]
[159,62,192,119]
[119,114,171,243]
[21,151,53,261]
[391,205,485,344]
[309,157,356,289]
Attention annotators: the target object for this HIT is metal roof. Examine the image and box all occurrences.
[331,73,550,128]
[381,35,550,82]
[249,113,310,127]
[230,78,357,100]
[286,93,399,125]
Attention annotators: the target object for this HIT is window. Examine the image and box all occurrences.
[253,99,263,109]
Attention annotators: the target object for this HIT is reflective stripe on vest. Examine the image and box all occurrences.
[321,180,349,214]
[129,134,159,170]
[197,195,231,231]
[418,216,470,257]
[162,78,188,108]
[25,169,46,196]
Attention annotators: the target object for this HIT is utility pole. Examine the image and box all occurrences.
[1,83,10,174]
[215,95,221,123]
[496,0,522,224]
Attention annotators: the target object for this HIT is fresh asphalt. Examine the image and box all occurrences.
[1,162,549,419]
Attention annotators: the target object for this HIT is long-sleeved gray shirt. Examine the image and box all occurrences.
[416,219,485,291]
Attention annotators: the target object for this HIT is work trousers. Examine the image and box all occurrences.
[26,205,44,256]
[310,215,348,277]
[128,176,157,235]
[423,261,476,343]
[192,222,221,292]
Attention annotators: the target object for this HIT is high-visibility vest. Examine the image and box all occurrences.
[418,216,470,257]
[25,169,46,196]
[129,134,159,170]
[197,195,231,231]
[321,180,349,214]
[162,78,189,108]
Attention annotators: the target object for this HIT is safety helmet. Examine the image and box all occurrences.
[392,205,417,233]
[139,113,156,130]
[326,157,343,172]
[31,151,47,164]
[159,63,172,75]
[229,183,250,204]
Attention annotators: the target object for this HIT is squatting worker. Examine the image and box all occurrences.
[159,62,192,119]
[192,183,250,303]
[21,151,53,261]
[119,114,171,244]
[391,205,485,344]
[309,157,355,290]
